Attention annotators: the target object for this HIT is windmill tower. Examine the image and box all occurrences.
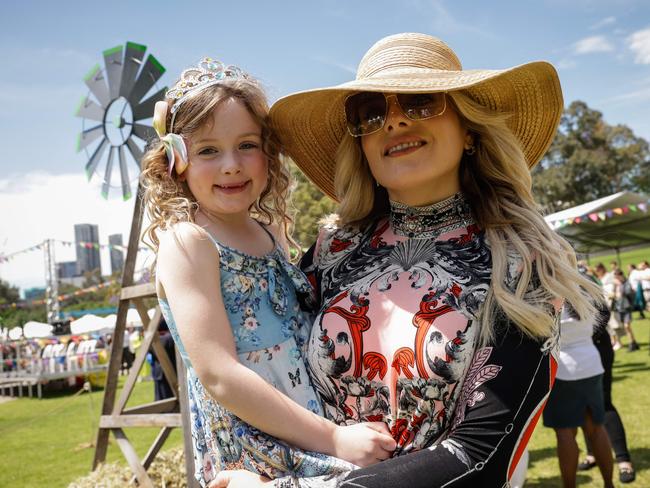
[76,42,196,487]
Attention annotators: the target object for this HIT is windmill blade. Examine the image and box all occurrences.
[103,45,124,101]
[75,95,105,122]
[126,138,144,166]
[132,123,156,144]
[131,86,167,121]
[76,125,104,152]
[128,54,166,105]
[84,64,110,107]
[118,145,132,200]
[101,147,116,199]
[119,42,147,99]
[84,138,109,180]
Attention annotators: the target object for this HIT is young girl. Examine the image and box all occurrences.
[140,58,395,487]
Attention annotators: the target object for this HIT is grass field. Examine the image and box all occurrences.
[0,377,184,487]
[1,320,649,487]
[586,246,650,270]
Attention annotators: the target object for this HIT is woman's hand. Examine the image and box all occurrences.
[333,422,396,467]
[208,470,271,488]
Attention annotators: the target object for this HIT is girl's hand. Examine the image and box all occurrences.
[333,422,396,467]
[208,470,270,488]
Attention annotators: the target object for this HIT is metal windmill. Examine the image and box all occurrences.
[75,42,167,199]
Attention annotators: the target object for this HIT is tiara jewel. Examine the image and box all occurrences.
[166,57,247,116]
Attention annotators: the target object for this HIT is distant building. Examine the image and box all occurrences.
[109,233,124,275]
[57,261,78,279]
[24,287,46,301]
[74,223,101,275]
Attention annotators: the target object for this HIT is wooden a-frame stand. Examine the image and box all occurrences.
[92,184,199,487]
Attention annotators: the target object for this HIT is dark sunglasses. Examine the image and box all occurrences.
[344,92,447,137]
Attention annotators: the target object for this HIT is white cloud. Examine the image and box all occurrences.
[590,16,616,30]
[573,36,615,54]
[557,58,577,70]
[627,28,650,64]
[0,172,152,293]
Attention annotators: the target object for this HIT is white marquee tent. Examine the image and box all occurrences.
[545,191,650,256]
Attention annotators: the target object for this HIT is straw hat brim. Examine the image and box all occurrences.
[270,61,563,201]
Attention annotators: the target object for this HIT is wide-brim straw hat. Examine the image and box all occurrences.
[270,32,563,200]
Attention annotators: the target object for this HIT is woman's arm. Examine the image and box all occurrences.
[158,223,393,466]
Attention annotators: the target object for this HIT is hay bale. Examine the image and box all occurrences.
[69,447,188,487]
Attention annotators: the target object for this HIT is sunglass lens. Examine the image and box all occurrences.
[345,92,387,136]
[397,93,446,120]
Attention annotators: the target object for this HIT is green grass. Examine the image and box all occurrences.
[585,245,650,270]
[2,318,649,487]
[525,314,650,487]
[0,377,183,487]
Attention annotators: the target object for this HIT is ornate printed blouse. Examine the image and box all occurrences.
[273,193,560,488]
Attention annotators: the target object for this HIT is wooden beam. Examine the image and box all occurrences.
[94,189,145,468]
[112,428,154,488]
[120,282,156,300]
[100,414,182,428]
[122,397,178,415]
[142,427,173,470]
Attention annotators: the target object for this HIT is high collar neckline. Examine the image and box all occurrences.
[389,192,475,239]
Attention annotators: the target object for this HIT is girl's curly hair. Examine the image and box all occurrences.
[140,77,297,264]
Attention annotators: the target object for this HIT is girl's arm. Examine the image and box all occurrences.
[210,315,560,488]
[158,223,394,466]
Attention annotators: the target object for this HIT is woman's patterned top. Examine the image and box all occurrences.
[272,193,560,487]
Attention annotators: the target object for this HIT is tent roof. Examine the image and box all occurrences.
[23,321,54,339]
[545,192,650,254]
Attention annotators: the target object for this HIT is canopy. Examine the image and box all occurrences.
[8,326,23,340]
[545,192,650,254]
[23,321,54,339]
[70,314,113,335]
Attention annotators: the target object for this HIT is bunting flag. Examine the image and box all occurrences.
[0,279,118,310]
[548,198,650,230]
[0,239,150,264]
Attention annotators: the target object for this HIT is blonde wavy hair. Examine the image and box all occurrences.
[333,91,601,343]
[141,78,297,262]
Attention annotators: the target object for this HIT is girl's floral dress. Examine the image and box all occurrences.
[159,229,352,487]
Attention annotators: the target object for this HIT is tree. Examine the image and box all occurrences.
[288,161,337,249]
[532,101,650,212]
[0,278,19,305]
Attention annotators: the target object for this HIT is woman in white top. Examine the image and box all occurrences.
[542,302,614,488]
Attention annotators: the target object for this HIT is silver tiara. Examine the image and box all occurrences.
[166,57,248,130]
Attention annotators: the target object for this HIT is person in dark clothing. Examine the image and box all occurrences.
[151,318,177,401]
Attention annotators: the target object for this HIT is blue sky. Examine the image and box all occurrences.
[1,0,649,290]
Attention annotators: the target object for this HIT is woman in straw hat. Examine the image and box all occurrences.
[212,33,603,488]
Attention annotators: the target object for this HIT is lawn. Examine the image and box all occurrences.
[1,319,649,487]
[586,245,650,270]
[0,377,184,487]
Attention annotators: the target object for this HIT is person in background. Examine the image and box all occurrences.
[628,264,646,319]
[594,263,624,350]
[151,317,177,401]
[543,297,614,488]
[637,261,650,311]
[612,270,639,352]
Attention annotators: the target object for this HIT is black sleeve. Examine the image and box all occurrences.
[274,320,558,488]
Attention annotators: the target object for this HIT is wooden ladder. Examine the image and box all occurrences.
[92,186,198,487]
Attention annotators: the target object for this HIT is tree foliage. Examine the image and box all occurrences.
[532,100,650,212]
[288,161,337,249]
